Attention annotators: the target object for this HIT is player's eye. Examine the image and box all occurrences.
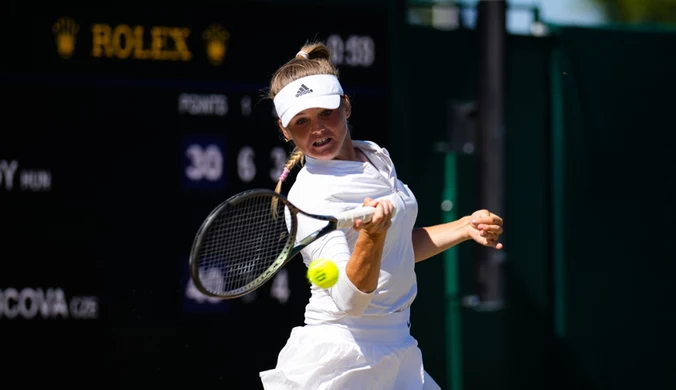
[294,117,308,126]
[320,109,333,116]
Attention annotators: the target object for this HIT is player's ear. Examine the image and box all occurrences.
[278,119,291,141]
[343,95,351,119]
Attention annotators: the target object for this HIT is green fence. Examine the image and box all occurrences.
[394,22,676,390]
[550,25,676,390]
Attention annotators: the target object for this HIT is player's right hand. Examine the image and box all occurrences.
[353,197,394,236]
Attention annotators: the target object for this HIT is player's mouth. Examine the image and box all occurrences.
[313,138,332,147]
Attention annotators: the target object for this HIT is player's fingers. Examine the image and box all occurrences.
[362,197,376,208]
[485,212,503,226]
[380,200,394,219]
[359,205,380,227]
[483,237,503,249]
[480,231,501,241]
[368,203,392,232]
[477,224,503,235]
[373,202,388,225]
[472,211,503,226]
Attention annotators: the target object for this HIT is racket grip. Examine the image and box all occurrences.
[335,206,396,229]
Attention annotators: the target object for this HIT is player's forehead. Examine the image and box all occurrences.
[293,107,326,117]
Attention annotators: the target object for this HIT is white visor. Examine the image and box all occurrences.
[273,74,344,127]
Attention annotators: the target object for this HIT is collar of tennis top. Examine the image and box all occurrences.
[273,74,344,128]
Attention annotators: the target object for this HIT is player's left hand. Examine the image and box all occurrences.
[467,209,504,249]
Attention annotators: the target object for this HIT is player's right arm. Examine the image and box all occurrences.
[327,198,393,317]
[301,198,394,317]
[346,197,394,293]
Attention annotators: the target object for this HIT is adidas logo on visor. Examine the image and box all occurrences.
[295,84,313,97]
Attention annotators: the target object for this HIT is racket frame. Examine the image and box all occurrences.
[189,189,340,299]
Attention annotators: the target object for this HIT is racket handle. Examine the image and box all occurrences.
[335,206,396,229]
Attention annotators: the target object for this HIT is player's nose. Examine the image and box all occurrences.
[311,124,327,134]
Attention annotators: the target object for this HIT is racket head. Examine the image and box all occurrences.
[189,189,300,299]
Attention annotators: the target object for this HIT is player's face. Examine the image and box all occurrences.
[281,99,353,161]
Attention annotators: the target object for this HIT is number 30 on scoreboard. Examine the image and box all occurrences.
[182,136,227,189]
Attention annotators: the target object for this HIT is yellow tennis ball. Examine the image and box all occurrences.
[307,258,339,289]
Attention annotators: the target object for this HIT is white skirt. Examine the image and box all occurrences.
[259,313,441,390]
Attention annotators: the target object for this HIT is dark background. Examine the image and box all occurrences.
[0,3,389,389]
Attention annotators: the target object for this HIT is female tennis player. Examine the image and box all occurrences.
[258,41,504,390]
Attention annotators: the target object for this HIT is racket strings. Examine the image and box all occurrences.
[196,194,292,295]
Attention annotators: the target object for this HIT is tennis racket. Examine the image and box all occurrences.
[189,188,392,299]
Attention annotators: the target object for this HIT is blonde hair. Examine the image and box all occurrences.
[269,41,340,198]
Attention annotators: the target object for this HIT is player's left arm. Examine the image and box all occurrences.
[412,209,504,263]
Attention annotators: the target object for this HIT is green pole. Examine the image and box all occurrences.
[443,151,462,390]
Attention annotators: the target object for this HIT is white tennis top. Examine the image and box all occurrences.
[287,140,419,328]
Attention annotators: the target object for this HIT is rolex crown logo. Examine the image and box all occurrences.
[202,24,230,66]
[52,17,79,59]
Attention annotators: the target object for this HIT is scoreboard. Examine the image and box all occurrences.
[0,3,390,388]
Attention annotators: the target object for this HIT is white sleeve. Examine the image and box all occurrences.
[301,228,374,317]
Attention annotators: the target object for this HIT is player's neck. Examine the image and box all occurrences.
[330,135,359,162]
